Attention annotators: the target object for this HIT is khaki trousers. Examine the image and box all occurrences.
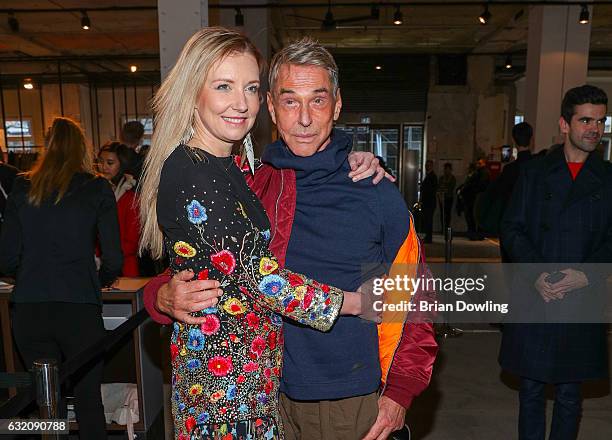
[279,392,378,440]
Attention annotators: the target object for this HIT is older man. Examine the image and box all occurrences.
[145,38,437,440]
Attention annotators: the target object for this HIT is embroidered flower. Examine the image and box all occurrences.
[257,392,268,405]
[189,384,203,396]
[202,306,218,315]
[208,356,233,377]
[238,403,248,413]
[210,389,225,403]
[264,381,274,395]
[267,331,277,350]
[186,200,208,225]
[186,359,201,371]
[185,416,197,434]
[270,314,283,327]
[226,384,237,400]
[285,299,301,313]
[178,402,186,412]
[210,249,236,274]
[197,269,209,280]
[258,257,279,275]
[186,328,205,351]
[251,336,266,358]
[196,412,209,424]
[243,362,259,373]
[170,344,179,362]
[237,374,246,383]
[288,273,304,287]
[293,285,307,300]
[258,274,287,297]
[261,229,271,242]
[178,433,188,440]
[223,298,246,315]
[174,241,197,258]
[245,312,260,330]
[303,287,315,309]
[200,314,220,335]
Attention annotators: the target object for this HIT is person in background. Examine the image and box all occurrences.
[500,85,611,440]
[437,162,456,233]
[0,159,19,232]
[120,120,145,180]
[0,117,123,440]
[461,159,489,240]
[420,159,438,243]
[494,122,533,262]
[98,141,141,277]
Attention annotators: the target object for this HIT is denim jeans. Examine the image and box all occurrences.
[518,377,582,440]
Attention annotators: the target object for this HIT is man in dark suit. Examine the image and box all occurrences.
[496,122,533,261]
[500,85,611,440]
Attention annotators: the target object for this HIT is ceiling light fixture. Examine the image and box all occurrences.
[8,11,19,33]
[478,4,491,25]
[23,78,34,90]
[393,5,403,26]
[235,8,244,26]
[130,65,138,73]
[375,65,382,70]
[81,11,90,30]
[505,54,512,69]
[579,4,589,24]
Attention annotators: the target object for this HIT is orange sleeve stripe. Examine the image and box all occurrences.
[377,215,420,384]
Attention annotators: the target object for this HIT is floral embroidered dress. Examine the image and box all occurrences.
[157,145,344,439]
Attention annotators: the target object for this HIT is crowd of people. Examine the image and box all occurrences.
[0,25,609,440]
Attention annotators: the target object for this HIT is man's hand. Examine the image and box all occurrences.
[548,268,589,296]
[534,272,560,302]
[155,269,223,325]
[357,278,383,323]
[362,395,406,440]
[348,151,396,184]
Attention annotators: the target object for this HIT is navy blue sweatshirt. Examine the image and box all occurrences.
[262,129,411,400]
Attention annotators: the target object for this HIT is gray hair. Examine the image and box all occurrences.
[268,37,339,96]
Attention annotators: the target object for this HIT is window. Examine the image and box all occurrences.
[605,115,611,134]
[5,119,34,148]
[514,115,524,125]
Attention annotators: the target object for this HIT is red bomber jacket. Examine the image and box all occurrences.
[144,162,438,409]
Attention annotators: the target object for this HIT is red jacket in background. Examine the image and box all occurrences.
[116,190,140,277]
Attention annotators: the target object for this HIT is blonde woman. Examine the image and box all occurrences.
[138,28,371,439]
[0,117,123,440]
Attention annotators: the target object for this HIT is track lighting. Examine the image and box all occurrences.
[579,4,589,25]
[130,65,138,73]
[393,5,403,26]
[81,11,90,30]
[8,12,19,33]
[235,8,244,27]
[478,4,491,25]
[505,54,512,69]
[375,65,382,71]
[23,78,34,90]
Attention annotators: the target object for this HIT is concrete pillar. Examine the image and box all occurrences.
[524,4,591,150]
[157,0,209,79]
[219,0,273,150]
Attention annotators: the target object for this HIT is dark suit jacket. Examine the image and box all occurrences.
[0,173,123,305]
[499,147,612,382]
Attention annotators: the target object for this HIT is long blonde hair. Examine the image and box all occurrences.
[27,117,93,206]
[139,27,263,259]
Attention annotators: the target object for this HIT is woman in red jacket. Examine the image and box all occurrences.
[98,142,140,276]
